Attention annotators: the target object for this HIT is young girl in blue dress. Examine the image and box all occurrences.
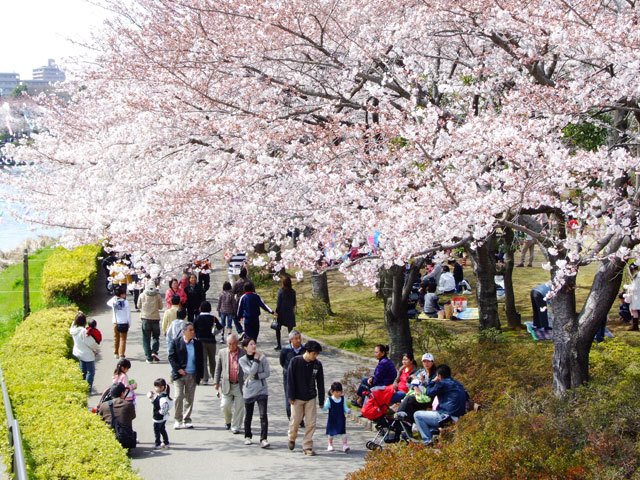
[321,382,351,452]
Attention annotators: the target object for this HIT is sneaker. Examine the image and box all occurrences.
[184,422,194,429]
[114,353,119,359]
[343,444,350,453]
[327,444,334,452]
[145,359,153,364]
[161,442,169,449]
[260,440,270,448]
[119,355,126,360]
[220,338,226,344]
[303,449,316,456]
[238,332,245,341]
[201,380,209,385]
[288,440,295,450]
[174,422,184,430]
[244,437,252,445]
[225,423,231,430]
[154,443,161,449]
[463,290,472,294]
[151,354,160,362]
[231,428,241,434]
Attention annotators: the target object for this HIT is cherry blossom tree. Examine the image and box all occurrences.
[2,0,639,393]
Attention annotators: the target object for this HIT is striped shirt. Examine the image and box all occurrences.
[228,252,246,275]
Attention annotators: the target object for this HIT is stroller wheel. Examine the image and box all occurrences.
[366,441,374,450]
[374,443,383,451]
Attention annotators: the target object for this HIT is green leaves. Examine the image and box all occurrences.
[41,245,102,306]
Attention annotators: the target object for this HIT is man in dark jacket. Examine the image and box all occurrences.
[279,330,306,420]
[194,301,223,384]
[236,282,276,342]
[168,322,204,429]
[414,364,469,445]
[287,340,324,456]
[184,274,205,322]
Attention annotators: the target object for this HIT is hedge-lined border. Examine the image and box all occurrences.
[0,306,140,479]
[41,245,102,306]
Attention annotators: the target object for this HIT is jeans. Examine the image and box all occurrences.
[153,421,169,445]
[390,391,406,404]
[79,360,95,391]
[141,319,160,361]
[244,318,260,342]
[414,410,448,443]
[595,317,607,343]
[221,313,243,333]
[244,396,268,441]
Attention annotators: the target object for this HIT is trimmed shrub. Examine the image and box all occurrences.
[0,307,140,479]
[41,245,102,306]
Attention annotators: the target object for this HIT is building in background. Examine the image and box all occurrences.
[32,59,66,83]
[0,73,20,96]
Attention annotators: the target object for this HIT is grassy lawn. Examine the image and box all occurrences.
[256,246,632,356]
[0,247,54,345]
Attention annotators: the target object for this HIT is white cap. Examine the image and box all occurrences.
[421,353,434,362]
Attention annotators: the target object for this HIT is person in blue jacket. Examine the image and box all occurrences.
[236,282,276,342]
[355,344,396,405]
[531,283,552,330]
[414,364,468,445]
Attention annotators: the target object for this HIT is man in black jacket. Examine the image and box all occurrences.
[287,340,324,456]
[168,322,203,429]
[184,274,205,322]
[279,330,306,420]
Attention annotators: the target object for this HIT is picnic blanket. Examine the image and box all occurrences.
[525,321,615,341]
[455,308,479,320]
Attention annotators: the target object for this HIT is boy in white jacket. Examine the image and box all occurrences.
[107,285,131,359]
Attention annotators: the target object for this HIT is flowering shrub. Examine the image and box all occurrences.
[0,307,139,479]
[41,245,102,305]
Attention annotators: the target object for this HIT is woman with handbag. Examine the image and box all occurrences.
[274,276,296,351]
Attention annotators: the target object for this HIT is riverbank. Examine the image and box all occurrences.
[0,235,56,271]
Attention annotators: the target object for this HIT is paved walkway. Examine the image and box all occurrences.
[89,263,372,480]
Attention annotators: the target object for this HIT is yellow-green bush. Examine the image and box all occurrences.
[41,245,102,305]
[0,307,140,479]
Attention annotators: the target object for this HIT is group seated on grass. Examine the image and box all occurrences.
[352,345,470,445]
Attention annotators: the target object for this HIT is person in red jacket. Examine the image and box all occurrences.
[165,278,187,309]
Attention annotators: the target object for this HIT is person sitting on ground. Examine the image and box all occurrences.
[448,258,472,294]
[99,382,136,430]
[414,364,469,446]
[619,292,632,324]
[396,353,437,423]
[355,344,396,406]
[421,258,443,285]
[422,282,442,318]
[630,264,640,331]
[437,265,456,295]
[393,353,417,394]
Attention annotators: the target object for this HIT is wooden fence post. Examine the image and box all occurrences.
[22,249,29,319]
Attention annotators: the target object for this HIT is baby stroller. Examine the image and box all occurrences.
[361,385,415,451]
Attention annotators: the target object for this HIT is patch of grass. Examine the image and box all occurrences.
[0,247,54,346]
[338,337,366,351]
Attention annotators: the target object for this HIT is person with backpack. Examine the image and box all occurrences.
[107,284,131,359]
[98,382,137,449]
[137,282,164,363]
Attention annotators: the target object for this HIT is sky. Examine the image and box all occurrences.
[0,0,110,79]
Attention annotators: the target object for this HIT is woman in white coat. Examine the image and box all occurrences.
[629,264,640,331]
[69,311,99,392]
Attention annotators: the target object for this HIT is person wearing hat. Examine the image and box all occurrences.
[395,353,438,423]
[137,281,164,363]
[99,382,136,429]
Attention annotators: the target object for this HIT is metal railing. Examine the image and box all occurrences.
[0,365,27,480]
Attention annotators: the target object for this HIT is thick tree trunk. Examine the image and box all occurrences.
[466,236,501,330]
[552,256,625,395]
[503,227,521,328]
[310,270,332,314]
[378,262,423,365]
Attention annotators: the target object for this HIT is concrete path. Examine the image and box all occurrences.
[89,263,372,480]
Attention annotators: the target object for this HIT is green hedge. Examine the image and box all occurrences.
[0,307,140,479]
[41,246,102,306]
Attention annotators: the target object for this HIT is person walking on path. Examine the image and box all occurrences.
[232,267,250,300]
[321,382,350,453]
[214,333,246,434]
[275,276,297,351]
[107,285,131,359]
[228,253,247,286]
[137,283,163,363]
[239,338,271,448]
[165,278,187,309]
[147,378,174,449]
[287,340,325,456]
[168,322,203,429]
[185,274,206,322]
[193,301,223,385]
[162,294,181,336]
[279,330,306,421]
[218,281,242,340]
[69,311,99,392]
[237,282,276,342]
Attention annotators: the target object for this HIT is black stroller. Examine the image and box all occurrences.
[361,385,416,451]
